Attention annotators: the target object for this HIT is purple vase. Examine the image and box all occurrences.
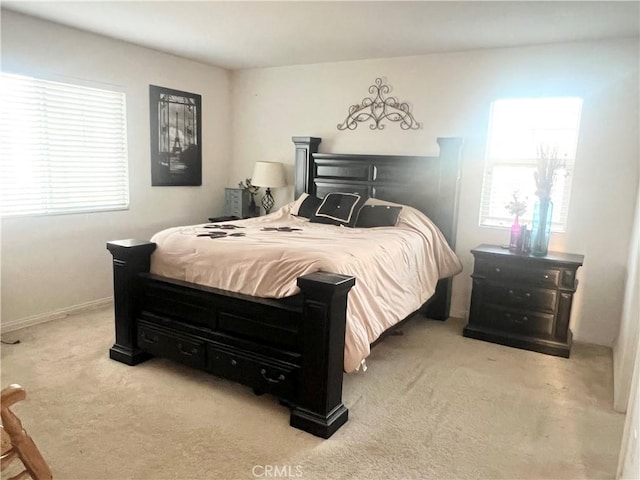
[509,216,521,251]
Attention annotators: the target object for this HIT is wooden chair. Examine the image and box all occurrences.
[1,384,52,480]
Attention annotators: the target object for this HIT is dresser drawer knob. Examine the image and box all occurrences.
[230,359,237,366]
[260,368,285,384]
[544,274,549,279]
[495,267,501,273]
[508,290,531,301]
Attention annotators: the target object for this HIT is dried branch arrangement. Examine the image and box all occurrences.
[534,145,563,198]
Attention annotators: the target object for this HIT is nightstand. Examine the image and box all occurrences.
[224,188,252,218]
[463,244,584,357]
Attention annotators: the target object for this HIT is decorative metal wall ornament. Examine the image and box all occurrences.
[337,78,421,131]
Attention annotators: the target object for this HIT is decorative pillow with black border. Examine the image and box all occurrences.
[290,193,323,219]
[309,192,368,227]
[355,205,403,228]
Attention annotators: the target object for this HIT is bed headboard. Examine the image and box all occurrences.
[292,136,464,248]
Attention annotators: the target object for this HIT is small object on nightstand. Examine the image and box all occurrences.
[463,244,584,358]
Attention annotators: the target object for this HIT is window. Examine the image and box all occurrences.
[0,72,129,216]
[479,97,583,232]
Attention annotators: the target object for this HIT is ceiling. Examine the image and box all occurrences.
[3,1,639,70]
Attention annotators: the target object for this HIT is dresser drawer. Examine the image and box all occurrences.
[475,259,560,288]
[138,322,206,369]
[224,188,249,218]
[485,284,557,313]
[485,306,554,337]
[207,345,297,398]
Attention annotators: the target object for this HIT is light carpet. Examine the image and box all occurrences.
[0,306,624,480]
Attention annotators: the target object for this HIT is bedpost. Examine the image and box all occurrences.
[291,272,355,438]
[434,136,463,249]
[292,136,322,197]
[422,137,463,321]
[106,240,156,365]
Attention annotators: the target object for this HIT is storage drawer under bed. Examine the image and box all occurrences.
[207,344,298,399]
[137,320,298,399]
[137,321,207,369]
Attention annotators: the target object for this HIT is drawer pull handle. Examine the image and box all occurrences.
[508,290,531,301]
[141,332,158,344]
[495,267,501,273]
[544,274,549,279]
[514,316,529,324]
[230,359,238,366]
[260,369,285,384]
[178,343,197,356]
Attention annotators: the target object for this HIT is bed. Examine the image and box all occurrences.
[106,136,463,438]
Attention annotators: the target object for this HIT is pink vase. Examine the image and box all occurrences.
[509,216,521,251]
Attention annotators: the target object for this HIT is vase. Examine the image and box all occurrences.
[531,197,553,256]
[509,216,521,251]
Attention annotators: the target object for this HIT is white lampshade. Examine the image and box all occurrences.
[251,162,286,188]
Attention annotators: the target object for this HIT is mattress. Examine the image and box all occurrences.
[150,200,462,372]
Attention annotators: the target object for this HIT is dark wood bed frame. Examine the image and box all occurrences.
[107,136,463,438]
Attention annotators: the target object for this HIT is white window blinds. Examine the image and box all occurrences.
[0,72,129,216]
[479,97,583,232]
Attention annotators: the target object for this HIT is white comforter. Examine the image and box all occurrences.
[150,200,462,372]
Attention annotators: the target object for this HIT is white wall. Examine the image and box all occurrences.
[0,11,231,325]
[614,184,640,412]
[230,39,640,347]
[615,184,640,478]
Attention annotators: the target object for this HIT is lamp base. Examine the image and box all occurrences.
[261,188,274,215]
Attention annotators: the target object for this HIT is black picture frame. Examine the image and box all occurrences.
[149,85,202,186]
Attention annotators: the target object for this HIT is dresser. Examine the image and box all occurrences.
[463,244,584,357]
[224,188,253,218]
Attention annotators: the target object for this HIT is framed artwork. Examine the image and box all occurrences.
[149,85,202,186]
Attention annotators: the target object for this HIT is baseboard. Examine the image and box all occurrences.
[450,307,468,320]
[1,297,113,334]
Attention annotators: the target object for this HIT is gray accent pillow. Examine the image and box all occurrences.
[355,205,402,228]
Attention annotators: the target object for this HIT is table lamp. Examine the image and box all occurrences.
[251,162,286,214]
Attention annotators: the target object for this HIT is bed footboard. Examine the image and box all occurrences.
[107,239,157,365]
[106,239,355,438]
[293,273,354,438]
